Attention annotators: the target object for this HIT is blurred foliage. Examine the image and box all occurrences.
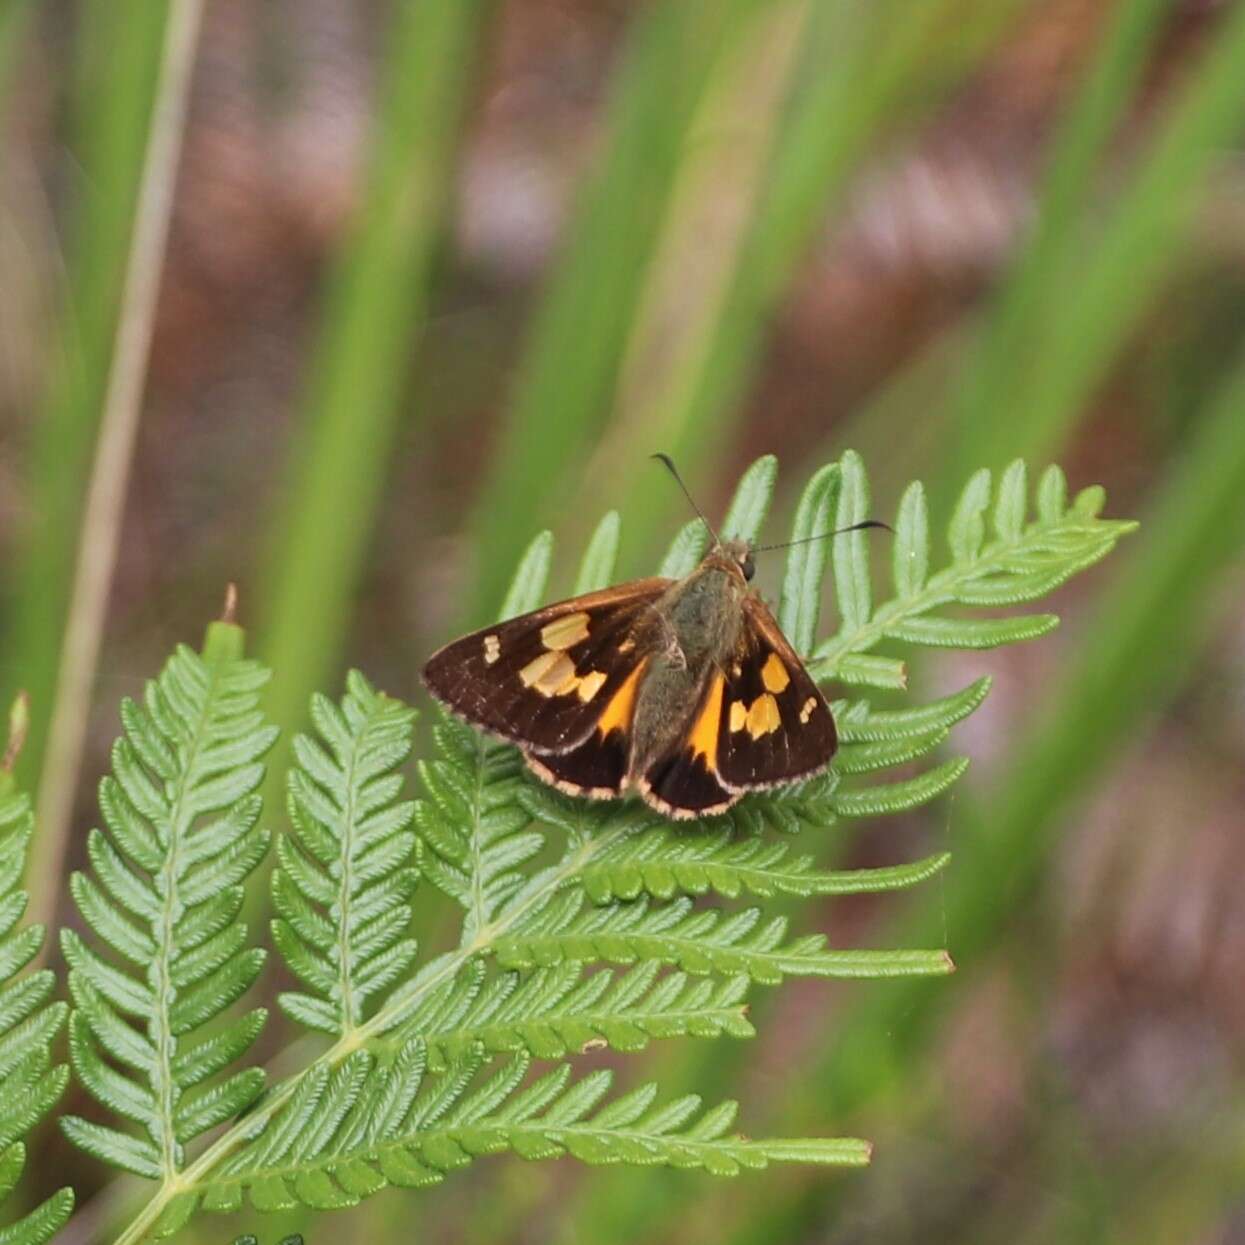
[1,0,1243,1242]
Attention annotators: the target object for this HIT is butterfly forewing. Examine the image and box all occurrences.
[422,579,670,755]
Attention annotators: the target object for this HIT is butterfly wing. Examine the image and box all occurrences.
[713,594,837,791]
[421,579,671,765]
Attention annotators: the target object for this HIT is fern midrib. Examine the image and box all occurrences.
[812,516,1105,674]
[334,723,368,1032]
[502,926,948,975]
[465,735,491,940]
[152,660,229,1183]
[114,811,638,1242]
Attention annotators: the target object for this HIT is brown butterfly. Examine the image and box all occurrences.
[423,458,885,820]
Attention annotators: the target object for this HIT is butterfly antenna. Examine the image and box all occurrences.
[651,453,721,545]
[753,518,894,554]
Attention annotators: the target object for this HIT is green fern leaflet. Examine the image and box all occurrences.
[0,698,73,1245]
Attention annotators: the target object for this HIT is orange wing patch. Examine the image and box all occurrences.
[689,673,726,763]
[597,661,646,737]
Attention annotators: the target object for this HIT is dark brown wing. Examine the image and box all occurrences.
[421,578,671,756]
[713,595,837,791]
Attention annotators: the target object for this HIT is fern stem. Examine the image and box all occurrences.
[111,814,637,1243]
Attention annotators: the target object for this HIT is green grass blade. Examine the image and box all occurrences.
[467,3,753,618]
[256,0,490,747]
[950,0,1245,479]
[1,4,169,792]
[945,0,1172,480]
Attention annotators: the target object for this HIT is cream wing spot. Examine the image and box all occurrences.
[761,653,790,693]
[521,650,580,696]
[799,696,818,723]
[729,701,747,733]
[519,650,560,688]
[483,633,501,665]
[535,653,577,696]
[541,611,590,650]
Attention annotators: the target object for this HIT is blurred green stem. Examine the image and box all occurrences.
[256,0,490,744]
[2,4,168,793]
[28,0,203,933]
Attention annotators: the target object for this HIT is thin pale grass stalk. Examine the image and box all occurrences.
[256,0,488,751]
[28,0,204,933]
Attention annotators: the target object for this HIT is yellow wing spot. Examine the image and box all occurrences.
[541,611,590,650]
[597,661,646,736]
[619,636,636,653]
[483,634,501,665]
[576,670,608,702]
[689,674,726,762]
[761,653,790,693]
[729,700,747,733]
[745,693,781,739]
[799,696,818,723]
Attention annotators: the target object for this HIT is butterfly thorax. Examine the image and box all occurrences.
[627,549,748,776]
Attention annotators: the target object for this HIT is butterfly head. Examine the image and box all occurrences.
[718,537,756,583]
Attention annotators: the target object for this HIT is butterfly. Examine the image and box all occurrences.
[422,459,882,820]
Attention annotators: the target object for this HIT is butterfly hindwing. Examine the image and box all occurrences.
[714,596,837,791]
[636,670,736,819]
[422,579,670,757]
[523,660,648,798]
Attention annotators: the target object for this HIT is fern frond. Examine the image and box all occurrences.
[106,455,1134,1241]
[810,454,1137,684]
[579,824,950,902]
[273,671,418,1036]
[0,701,73,1245]
[61,621,276,1187]
[191,1040,868,1218]
[496,891,951,984]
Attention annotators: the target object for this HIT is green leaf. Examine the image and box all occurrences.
[658,519,710,578]
[274,671,418,1036]
[778,463,840,656]
[885,615,1058,648]
[574,511,623,594]
[892,480,929,598]
[499,530,554,620]
[63,625,274,1183]
[832,450,872,632]
[0,755,72,1239]
[720,455,778,543]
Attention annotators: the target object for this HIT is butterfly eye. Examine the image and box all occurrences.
[740,553,755,581]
